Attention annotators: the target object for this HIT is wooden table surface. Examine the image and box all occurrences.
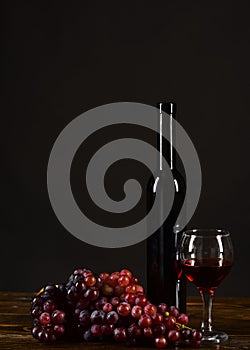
[0,292,250,350]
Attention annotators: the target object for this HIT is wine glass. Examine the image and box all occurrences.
[180,229,234,344]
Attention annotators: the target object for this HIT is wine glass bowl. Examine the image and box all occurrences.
[180,229,234,344]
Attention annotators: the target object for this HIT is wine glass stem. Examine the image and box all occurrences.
[200,291,213,332]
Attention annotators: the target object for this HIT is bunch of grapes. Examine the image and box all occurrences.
[30,284,68,342]
[30,268,202,348]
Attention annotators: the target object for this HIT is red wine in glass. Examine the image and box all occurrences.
[180,229,234,344]
[182,258,232,293]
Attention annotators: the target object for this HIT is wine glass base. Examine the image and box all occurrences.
[201,330,228,344]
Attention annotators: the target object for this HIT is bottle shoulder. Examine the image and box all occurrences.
[147,169,186,193]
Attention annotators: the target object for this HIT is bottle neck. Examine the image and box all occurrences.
[157,102,176,171]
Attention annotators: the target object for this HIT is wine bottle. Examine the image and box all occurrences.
[146,102,186,312]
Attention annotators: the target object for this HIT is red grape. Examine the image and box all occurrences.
[131,276,138,284]
[108,272,120,286]
[110,297,120,307]
[85,275,96,287]
[51,310,66,324]
[106,311,119,325]
[153,323,166,337]
[38,329,49,343]
[168,329,180,342]
[120,269,132,279]
[32,326,40,339]
[83,329,94,342]
[90,310,105,324]
[103,303,113,313]
[181,328,191,340]
[114,285,125,296]
[117,302,131,316]
[143,326,153,338]
[144,303,157,316]
[101,324,114,335]
[99,272,109,280]
[190,329,202,341]
[43,300,56,313]
[102,283,114,296]
[48,330,57,343]
[73,268,84,275]
[91,324,102,337]
[31,306,42,318]
[75,281,86,292]
[124,292,136,305]
[152,313,164,325]
[155,336,168,348]
[32,297,43,306]
[126,284,136,293]
[169,306,179,318]
[53,324,65,337]
[135,285,144,293]
[95,276,103,289]
[128,323,142,338]
[113,327,127,342]
[158,303,167,315]
[84,287,99,301]
[131,305,142,318]
[118,275,130,287]
[96,296,108,307]
[83,270,93,278]
[189,329,202,347]
[177,313,189,325]
[138,314,152,328]
[79,310,91,327]
[39,312,50,325]
[164,315,176,330]
[119,293,126,301]
[135,295,147,307]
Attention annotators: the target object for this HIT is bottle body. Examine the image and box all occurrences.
[146,102,186,312]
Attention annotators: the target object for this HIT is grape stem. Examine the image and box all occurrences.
[36,288,44,296]
[176,322,194,331]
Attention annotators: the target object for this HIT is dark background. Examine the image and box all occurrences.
[2,1,250,296]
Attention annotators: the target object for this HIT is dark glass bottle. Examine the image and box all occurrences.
[146,102,186,312]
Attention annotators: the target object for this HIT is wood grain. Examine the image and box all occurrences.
[0,292,250,350]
